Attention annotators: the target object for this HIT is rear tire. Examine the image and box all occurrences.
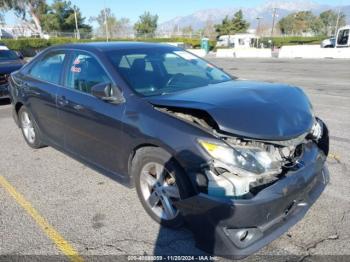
[132,147,193,228]
[18,106,45,149]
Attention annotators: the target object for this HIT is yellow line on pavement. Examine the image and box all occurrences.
[329,152,341,161]
[0,176,84,262]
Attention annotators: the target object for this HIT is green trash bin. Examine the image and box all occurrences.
[201,38,210,54]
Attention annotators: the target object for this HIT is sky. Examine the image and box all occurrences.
[2,0,349,26]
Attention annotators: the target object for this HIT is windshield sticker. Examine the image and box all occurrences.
[174,51,197,61]
[71,65,81,73]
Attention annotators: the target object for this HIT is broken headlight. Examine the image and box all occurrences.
[198,139,281,176]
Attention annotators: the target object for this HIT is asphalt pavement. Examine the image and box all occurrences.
[0,58,350,262]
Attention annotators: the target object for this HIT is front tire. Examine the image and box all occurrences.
[132,147,192,228]
[18,106,45,149]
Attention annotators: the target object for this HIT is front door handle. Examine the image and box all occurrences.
[57,96,69,106]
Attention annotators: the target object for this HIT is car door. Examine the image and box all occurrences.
[57,51,126,176]
[24,50,67,147]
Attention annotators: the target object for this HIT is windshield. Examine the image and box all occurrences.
[107,47,232,96]
[0,50,20,61]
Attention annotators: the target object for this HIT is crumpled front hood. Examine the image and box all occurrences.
[0,60,24,74]
[147,80,314,140]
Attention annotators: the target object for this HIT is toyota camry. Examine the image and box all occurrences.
[8,42,329,258]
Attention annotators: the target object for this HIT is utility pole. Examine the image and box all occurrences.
[335,8,341,36]
[104,7,109,42]
[256,17,262,48]
[270,8,278,49]
[271,8,277,38]
[74,6,80,40]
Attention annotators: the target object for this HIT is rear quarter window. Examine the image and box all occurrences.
[29,52,66,85]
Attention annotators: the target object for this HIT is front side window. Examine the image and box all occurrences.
[66,53,110,94]
[337,29,349,45]
[29,52,66,85]
[108,48,232,96]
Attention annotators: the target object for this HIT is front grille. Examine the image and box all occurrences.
[0,74,8,85]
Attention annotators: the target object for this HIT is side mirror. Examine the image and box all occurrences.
[91,83,125,104]
[16,51,24,60]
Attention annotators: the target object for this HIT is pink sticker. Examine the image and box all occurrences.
[71,66,81,73]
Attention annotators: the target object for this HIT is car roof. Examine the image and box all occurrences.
[49,41,176,53]
[338,25,350,30]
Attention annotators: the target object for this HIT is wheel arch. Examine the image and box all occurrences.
[127,143,191,190]
[12,102,24,127]
[128,143,163,186]
[15,102,24,114]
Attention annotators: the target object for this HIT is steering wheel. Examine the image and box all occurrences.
[166,73,185,87]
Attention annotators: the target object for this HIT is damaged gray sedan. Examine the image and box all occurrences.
[9,42,329,258]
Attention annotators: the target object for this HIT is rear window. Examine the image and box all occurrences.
[118,54,154,72]
[29,52,66,85]
[0,50,19,61]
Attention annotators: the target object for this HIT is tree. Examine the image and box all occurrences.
[214,10,250,36]
[90,8,130,38]
[203,18,216,39]
[278,11,323,35]
[278,15,296,35]
[0,0,48,37]
[0,0,91,37]
[310,17,324,35]
[0,14,4,25]
[134,11,158,37]
[115,18,131,38]
[41,0,91,33]
[0,1,8,24]
[320,10,346,36]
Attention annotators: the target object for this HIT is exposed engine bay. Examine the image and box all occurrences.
[205,136,305,198]
[155,106,327,199]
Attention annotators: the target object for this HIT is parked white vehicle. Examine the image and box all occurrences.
[216,34,258,48]
[336,25,350,48]
[320,37,335,48]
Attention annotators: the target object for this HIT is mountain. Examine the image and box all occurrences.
[158,0,350,32]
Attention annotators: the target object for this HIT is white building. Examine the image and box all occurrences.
[0,24,38,39]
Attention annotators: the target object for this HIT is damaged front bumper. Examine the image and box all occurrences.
[175,142,329,258]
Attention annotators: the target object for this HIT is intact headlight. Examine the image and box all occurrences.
[198,139,280,176]
[310,118,323,140]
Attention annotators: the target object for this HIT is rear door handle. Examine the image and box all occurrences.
[57,96,69,106]
[73,104,84,111]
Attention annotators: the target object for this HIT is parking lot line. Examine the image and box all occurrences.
[0,176,84,262]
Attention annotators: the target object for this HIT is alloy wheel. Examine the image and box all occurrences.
[139,162,180,220]
[21,111,36,144]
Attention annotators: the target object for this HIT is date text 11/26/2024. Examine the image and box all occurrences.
[127,255,219,261]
